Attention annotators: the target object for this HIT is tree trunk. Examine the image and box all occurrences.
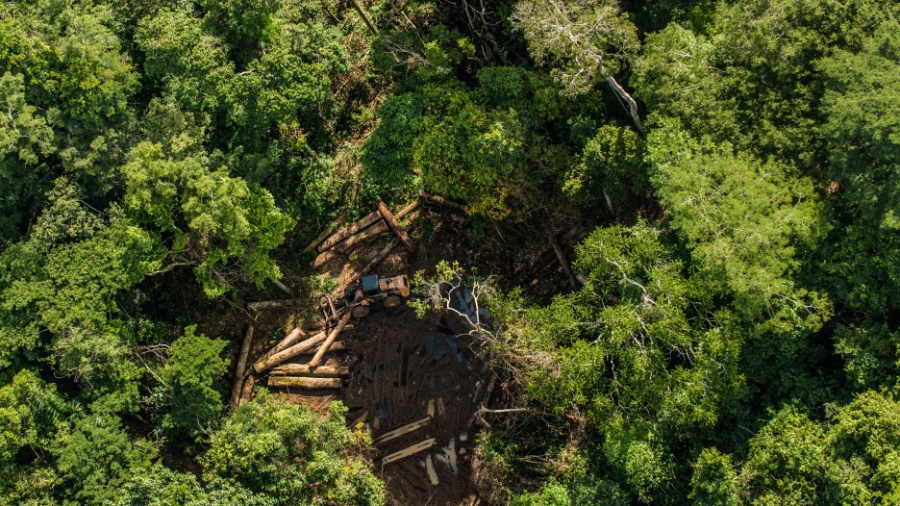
[377,201,415,252]
[308,312,353,368]
[317,210,381,253]
[304,212,346,252]
[605,74,645,136]
[247,299,304,311]
[268,376,342,389]
[349,0,379,35]
[230,326,255,408]
[269,364,350,377]
[252,331,327,373]
[382,438,436,464]
[259,326,306,363]
[374,416,432,444]
[548,233,581,289]
[238,375,255,406]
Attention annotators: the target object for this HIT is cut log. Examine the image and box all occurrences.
[259,327,306,363]
[238,375,255,406]
[317,210,381,253]
[252,331,327,373]
[268,376,342,389]
[425,455,440,486]
[272,278,293,296]
[442,437,459,475]
[377,201,415,251]
[310,249,345,270]
[337,220,389,253]
[247,299,303,311]
[230,326,255,408]
[395,200,420,220]
[304,212,346,252]
[308,311,352,368]
[294,340,346,355]
[269,364,350,377]
[548,233,581,289]
[425,193,464,210]
[382,438,436,464]
[374,416,431,445]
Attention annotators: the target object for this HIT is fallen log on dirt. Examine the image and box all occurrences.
[377,201,415,252]
[548,233,581,289]
[270,364,350,377]
[229,326,255,408]
[310,249,346,270]
[238,375,255,406]
[268,376,342,389]
[374,416,431,445]
[262,326,306,362]
[317,210,381,253]
[304,212,346,252]
[272,278,294,296]
[308,311,353,368]
[247,299,304,311]
[381,438,436,464]
[252,331,327,373]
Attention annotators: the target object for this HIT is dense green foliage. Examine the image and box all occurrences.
[1,0,899,503]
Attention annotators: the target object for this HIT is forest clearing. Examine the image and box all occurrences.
[2,0,900,504]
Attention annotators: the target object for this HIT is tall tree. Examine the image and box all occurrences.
[512,0,644,133]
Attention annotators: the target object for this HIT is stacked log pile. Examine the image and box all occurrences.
[308,199,420,270]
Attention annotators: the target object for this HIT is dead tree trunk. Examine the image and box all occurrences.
[308,312,352,368]
[304,212,346,252]
[259,327,306,363]
[317,210,381,253]
[270,364,350,377]
[606,75,645,136]
[377,201,415,251]
[268,376,342,389]
[349,0,378,35]
[229,326,255,408]
[238,375,255,406]
[252,331,327,373]
[247,299,303,311]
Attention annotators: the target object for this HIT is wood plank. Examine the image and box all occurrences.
[377,201,415,251]
[374,417,432,445]
[308,311,352,368]
[230,326,255,408]
[267,376,342,389]
[381,438,436,464]
[252,331,327,373]
[269,364,350,377]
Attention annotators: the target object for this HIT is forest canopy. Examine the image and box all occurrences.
[1,0,899,504]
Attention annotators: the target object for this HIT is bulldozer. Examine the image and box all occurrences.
[348,273,410,318]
